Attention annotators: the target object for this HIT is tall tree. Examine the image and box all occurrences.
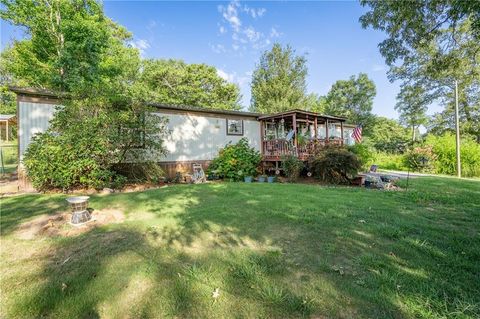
[250,43,308,113]
[395,85,428,141]
[368,116,410,153]
[1,0,168,188]
[324,73,376,132]
[360,1,480,140]
[137,59,241,110]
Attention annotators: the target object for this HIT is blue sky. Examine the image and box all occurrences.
[1,1,438,119]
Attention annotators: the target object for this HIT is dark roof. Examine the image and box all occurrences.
[0,114,16,121]
[258,109,347,121]
[149,103,263,118]
[9,86,60,98]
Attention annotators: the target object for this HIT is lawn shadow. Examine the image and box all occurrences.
[4,178,480,318]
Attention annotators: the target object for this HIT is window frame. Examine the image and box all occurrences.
[226,118,244,136]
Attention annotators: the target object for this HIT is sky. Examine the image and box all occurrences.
[1,0,437,119]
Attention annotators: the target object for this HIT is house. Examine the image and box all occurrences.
[11,87,356,183]
[0,114,16,142]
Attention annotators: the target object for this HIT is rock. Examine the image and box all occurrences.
[101,188,114,194]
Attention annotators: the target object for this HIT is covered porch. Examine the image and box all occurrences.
[259,109,347,161]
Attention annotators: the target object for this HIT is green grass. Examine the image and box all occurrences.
[0,142,17,174]
[1,177,479,318]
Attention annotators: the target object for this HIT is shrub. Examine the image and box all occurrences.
[23,132,124,191]
[402,145,436,173]
[426,133,480,177]
[310,146,361,184]
[281,155,304,182]
[373,152,408,171]
[208,138,261,181]
[348,143,375,170]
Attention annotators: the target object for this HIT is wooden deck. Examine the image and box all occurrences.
[262,138,344,161]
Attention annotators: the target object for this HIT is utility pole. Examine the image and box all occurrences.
[454,80,461,178]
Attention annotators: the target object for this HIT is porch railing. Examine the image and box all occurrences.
[262,138,344,161]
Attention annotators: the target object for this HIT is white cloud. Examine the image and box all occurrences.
[217,68,250,88]
[243,5,266,19]
[130,39,150,55]
[244,26,261,42]
[216,1,281,54]
[219,0,242,32]
[270,27,281,38]
[210,43,226,54]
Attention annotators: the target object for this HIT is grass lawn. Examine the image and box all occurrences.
[1,177,479,318]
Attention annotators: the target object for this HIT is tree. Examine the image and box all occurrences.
[368,116,410,153]
[250,43,308,113]
[324,73,376,133]
[1,0,168,188]
[303,93,327,114]
[137,59,241,110]
[395,85,428,141]
[360,1,480,140]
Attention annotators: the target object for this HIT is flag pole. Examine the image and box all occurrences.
[454,80,461,178]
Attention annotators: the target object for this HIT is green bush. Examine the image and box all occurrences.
[281,155,304,182]
[208,138,261,181]
[348,143,375,170]
[23,132,125,191]
[310,146,361,184]
[403,145,436,173]
[426,133,480,177]
[373,152,408,171]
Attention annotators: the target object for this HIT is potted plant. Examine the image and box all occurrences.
[258,174,267,183]
[267,176,275,183]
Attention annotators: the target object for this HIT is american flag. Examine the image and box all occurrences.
[352,125,362,143]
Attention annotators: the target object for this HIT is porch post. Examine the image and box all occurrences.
[6,120,9,141]
[314,117,318,140]
[292,113,297,149]
[325,118,329,143]
[260,120,264,155]
[340,121,344,145]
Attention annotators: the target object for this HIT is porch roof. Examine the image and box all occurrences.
[258,109,346,122]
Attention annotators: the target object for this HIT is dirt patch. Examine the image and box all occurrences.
[14,208,125,240]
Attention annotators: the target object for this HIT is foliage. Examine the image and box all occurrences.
[426,133,480,177]
[324,73,376,134]
[23,131,119,191]
[1,0,171,189]
[373,152,408,171]
[281,155,304,182]
[403,145,436,173]
[347,143,375,170]
[395,85,428,141]
[0,0,135,93]
[367,116,410,153]
[138,59,241,110]
[304,93,327,114]
[310,146,361,184]
[360,2,480,140]
[208,138,261,181]
[250,43,308,113]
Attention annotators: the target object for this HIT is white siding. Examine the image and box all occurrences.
[155,112,261,162]
[18,101,57,161]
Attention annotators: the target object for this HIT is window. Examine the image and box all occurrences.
[226,119,244,135]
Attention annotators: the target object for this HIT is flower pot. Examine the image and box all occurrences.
[267,176,275,183]
[258,176,266,183]
[244,176,253,183]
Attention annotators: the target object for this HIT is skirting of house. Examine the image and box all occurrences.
[158,160,211,178]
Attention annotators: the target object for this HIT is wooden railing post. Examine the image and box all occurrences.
[325,119,329,143]
[340,121,344,146]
